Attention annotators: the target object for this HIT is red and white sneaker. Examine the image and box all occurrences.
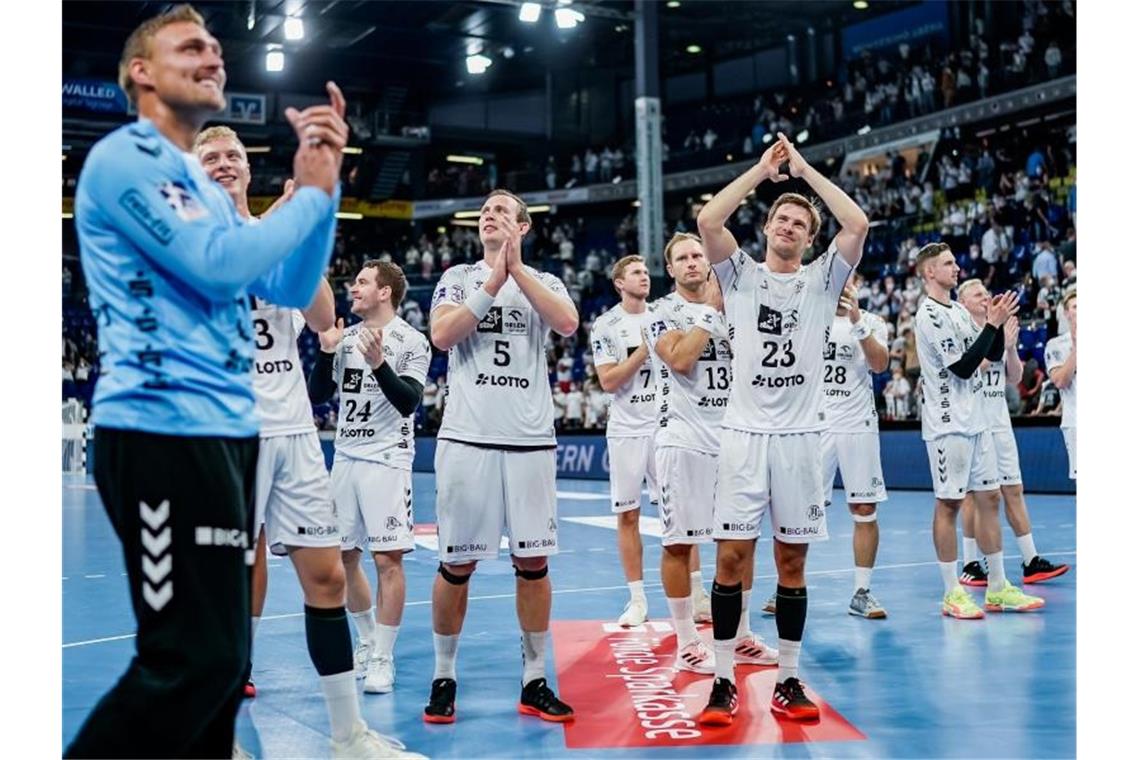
[697,678,738,726]
[734,633,778,666]
[771,677,820,721]
[674,640,715,675]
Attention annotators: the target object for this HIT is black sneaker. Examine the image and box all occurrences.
[959,560,988,587]
[771,677,819,721]
[1023,555,1070,584]
[518,678,574,722]
[697,677,738,726]
[423,677,457,724]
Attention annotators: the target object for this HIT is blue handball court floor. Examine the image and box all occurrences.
[63,472,1075,758]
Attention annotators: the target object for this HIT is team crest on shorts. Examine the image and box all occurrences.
[807,504,824,522]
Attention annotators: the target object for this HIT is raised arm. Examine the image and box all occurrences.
[842,285,889,373]
[653,322,714,376]
[596,343,651,393]
[301,279,336,333]
[777,133,869,268]
[430,252,508,351]
[1048,337,1077,389]
[503,221,578,336]
[696,142,790,264]
[1003,317,1024,386]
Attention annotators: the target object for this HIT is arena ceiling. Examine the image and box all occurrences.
[62,0,912,107]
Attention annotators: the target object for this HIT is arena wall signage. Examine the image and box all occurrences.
[62,79,129,115]
[842,0,951,59]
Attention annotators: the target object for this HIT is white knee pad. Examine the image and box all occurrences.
[851,511,878,523]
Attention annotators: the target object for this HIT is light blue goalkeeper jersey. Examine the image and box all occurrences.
[76,118,340,437]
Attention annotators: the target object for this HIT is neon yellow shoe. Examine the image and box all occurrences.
[941,585,984,619]
[984,580,1045,612]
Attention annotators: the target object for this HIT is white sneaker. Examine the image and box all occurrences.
[331,721,425,759]
[674,640,715,674]
[734,633,778,666]
[353,641,372,679]
[692,588,712,623]
[232,741,253,760]
[618,598,649,627]
[364,655,395,694]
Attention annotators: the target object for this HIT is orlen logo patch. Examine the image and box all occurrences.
[551,621,864,749]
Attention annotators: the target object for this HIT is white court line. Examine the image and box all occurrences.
[556,491,609,501]
[62,550,1076,649]
[83,574,106,579]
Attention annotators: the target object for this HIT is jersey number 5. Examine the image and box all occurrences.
[493,339,511,366]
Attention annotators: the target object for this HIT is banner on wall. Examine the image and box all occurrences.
[63,79,128,115]
[842,1,950,59]
[219,92,267,125]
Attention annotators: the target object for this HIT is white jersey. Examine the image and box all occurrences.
[915,297,986,440]
[431,261,571,447]
[968,319,1014,432]
[822,313,887,433]
[645,292,732,455]
[712,243,853,434]
[589,303,657,438]
[330,317,430,470]
[1044,333,1076,429]
[250,297,317,437]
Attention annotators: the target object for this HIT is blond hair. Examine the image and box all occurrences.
[663,232,702,265]
[193,125,244,157]
[610,255,646,282]
[766,193,822,238]
[957,278,986,298]
[1061,287,1077,309]
[118,4,207,106]
[484,188,532,227]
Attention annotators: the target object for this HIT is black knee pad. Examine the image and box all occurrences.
[437,563,472,586]
[513,564,548,581]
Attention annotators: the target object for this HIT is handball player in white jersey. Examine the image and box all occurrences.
[196,126,417,757]
[590,255,712,626]
[1045,290,1077,481]
[914,243,1043,622]
[956,279,1069,587]
[425,189,579,724]
[644,233,778,678]
[820,281,891,618]
[307,261,430,695]
[695,134,867,725]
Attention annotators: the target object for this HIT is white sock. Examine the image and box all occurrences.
[963,537,978,564]
[666,596,699,646]
[373,623,399,659]
[318,671,362,743]
[1015,533,1038,564]
[939,561,958,594]
[521,631,546,685]
[854,566,873,592]
[251,616,260,640]
[351,607,376,643]
[985,551,1006,591]
[776,639,802,683]
[689,570,705,596]
[713,638,736,683]
[736,589,752,639]
[628,580,646,603]
[433,633,459,680]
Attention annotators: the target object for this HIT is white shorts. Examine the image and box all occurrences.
[607,434,660,513]
[989,429,1023,486]
[925,433,1000,500]
[435,440,558,563]
[331,458,415,554]
[254,432,339,556]
[714,430,828,544]
[655,446,716,546]
[1062,427,1076,480]
[820,430,888,507]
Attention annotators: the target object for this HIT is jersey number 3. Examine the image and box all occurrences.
[253,319,274,351]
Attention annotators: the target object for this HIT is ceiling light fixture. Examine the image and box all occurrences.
[519,2,541,23]
[265,49,284,72]
[853,1,870,9]
[283,16,304,40]
[447,155,485,166]
[686,44,702,54]
[466,53,492,75]
[555,8,585,29]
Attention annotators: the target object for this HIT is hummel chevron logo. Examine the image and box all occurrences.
[143,580,172,611]
[142,526,172,557]
[142,554,172,585]
[140,499,170,530]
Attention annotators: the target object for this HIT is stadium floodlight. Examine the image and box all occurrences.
[447,154,485,166]
[686,44,701,54]
[519,3,541,23]
[466,53,492,74]
[796,129,809,143]
[527,204,551,214]
[284,16,304,40]
[857,124,872,135]
[667,2,681,7]
[265,49,284,72]
[555,8,585,29]
[762,132,773,143]
[853,1,870,9]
